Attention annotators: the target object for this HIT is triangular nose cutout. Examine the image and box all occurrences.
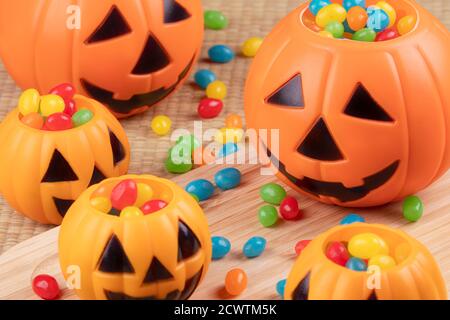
[131,34,170,75]
[297,118,344,161]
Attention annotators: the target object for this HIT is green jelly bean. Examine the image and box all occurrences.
[176,134,201,153]
[325,21,344,38]
[258,205,279,227]
[72,109,93,127]
[165,156,192,174]
[204,10,228,30]
[352,28,377,42]
[165,145,192,174]
[260,183,287,205]
[190,193,200,202]
[403,195,424,222]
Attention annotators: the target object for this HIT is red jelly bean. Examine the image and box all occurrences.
[64,100,77,116]
[32,274,60,300]
[141,200,168,215]
[111,179,138,210]
[326,242,350,266]
[44,112,73,131]
[295,239,311,256]
[375,28,399,42]
[49,83,76,102]
[198,98,223,119]
[279,196,301,220]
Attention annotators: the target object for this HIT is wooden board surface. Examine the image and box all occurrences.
[0,160,449,300]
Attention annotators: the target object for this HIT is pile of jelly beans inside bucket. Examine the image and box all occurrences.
[305,0,417,42]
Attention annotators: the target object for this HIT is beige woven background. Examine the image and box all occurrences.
[0,0,449,254]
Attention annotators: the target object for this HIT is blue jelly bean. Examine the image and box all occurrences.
[343,21,354,34]
[214,167,242,191]
[217,142,239,158]
[212,236,231,260]
[367,9,390,32]
[276,279,287,298]
[194,69,217,89]
[243,236,267,258]
[343,0,366,11]
[340,213,365,225]
[308,0,331,16]
[208,45,235,63]
[346,257,368,271]
[185,179,215,201]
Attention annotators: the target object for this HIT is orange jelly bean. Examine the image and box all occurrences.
[225,268,248,296]
[21,112,44,130]
[347,6,368,31]
[225,114,243,129]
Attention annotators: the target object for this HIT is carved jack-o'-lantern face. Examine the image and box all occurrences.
[0,0,203,118]
[245,0,450,207]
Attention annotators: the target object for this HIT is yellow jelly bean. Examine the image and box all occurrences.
[242,37,264,57]
[18,89,40,116]
[39,94,65,117]
[369,254,397,270]
[316,4,347,28]
[135,183,154,207]
[215,128,244,144]
[206,81,227,100]
[397,15,416,35]
[151,115,172,136]
[348,233,389,259]
[376,1,397,28]
[394,243,410,264]
[120,206,144,218]
[90,197,112,213]
[319,30,334,38]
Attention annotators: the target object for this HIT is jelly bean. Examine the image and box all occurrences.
[72,109,93,127]
[276,279,287,298]
[32,274,60,300]
[279,196,301,220]
[340,213,365,225]
[402,195,423,222]
[21,112,44,130]
[352,28,376,42]
[316,4,347,28]
[343,21,354,34]
[243,236,267,258]
[325,21,344,38]
[90,196,112,213]
[185,179,215,201]
[215,128,244,144]
[49,83,75,103]
[347,6,368,31]
[165,149,193,174]
[194,69,217,89]
[141,200,168,215]
[176,134,201,152]
[64,100,77,116]
[366,5,380,15]
[394,243,410,264]
[258,205,279,227]
[260,183,287,205]
[198,98,223,119]
[318,30,334,39]
[345,257,368,271]
[40,94,66,117]
[206,80,227,100]
[369,254,396,270]
[18,89,40,116]
[242,37,264,57]
[375,27,399,41]
[343,0,366,11]
[397,15,416,35]
[121,206,144,218]
[204,10,228,30]
[190,193,200,202]
[215,167,241,190]
[225,268,247,296]
[348,233,389,259]
[44,113,73,131]
[225,114,243,128]
[309,0,331,16]
[326,241,350,266]
[212,236,231,260]
[135,183,154,207]
[208,45,235,63]
[376,1,396,27]
[151,115,172,136]
[367,8,390,32]
[343,32,354,39]
[217,142,239,158]
[111,179,138,210]
[295,240,311,256]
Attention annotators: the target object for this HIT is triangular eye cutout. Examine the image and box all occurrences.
[131,34,170,75]
[344,84,393,122]
[89,166,107,187]
[164,0,191,23]
[86,6,131,44]
[292,271,311,300]
[142,258,174,284]
[109,129,126,166]
[42,150,79,183]
[53,198,75,218]
[98,234,135,273]
[267,74,304,107]
[177,220,201,262]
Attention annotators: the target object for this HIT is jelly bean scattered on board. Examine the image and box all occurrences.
[208,45,235,63]
[326,241,350,266]
[258,205,279,227]
[225,268,247,296]
[214,167,242,190]
[177,134,202,152]
[309,0,331,16]
[375,27,399,41]
[402,195,423,222]
[32,274,60,300]
[21,112,44,130]
[260,183,287,205]
[198,98,223,119]
[340,213,365,225]
[225,114,243,128]
[206,80,228,100]
[151,115,172,136]
[347,6,368,31]
[343,0,366,11]
[295,240,311,256]
[242,37,264,57]
[165,149,193,174]
[72,109,93,127]
[243,236,267,258]
[45,113,73,131]
[212,236,231,260]
[279,196,301,220]
[397,15,416,35]
[352,28,376,42]
[345,257,368,271]
[369,254,396,270]
[121,206,144,218]
[40,94,66,117]
[316,3,347,28]
[215,128,244,144]
[141,200,168,215]
[135,183,154,207]
[18,88,40,116]
[348,233,388,259]
[276,279,287,298]
[111,179,138,210]
[185,179,215,201]
[204,10,228,30]
[90,196,112,213]
[194,69,217,89]
[217,143,239,158]
[190,193,200,202]
[325,21,344,38]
